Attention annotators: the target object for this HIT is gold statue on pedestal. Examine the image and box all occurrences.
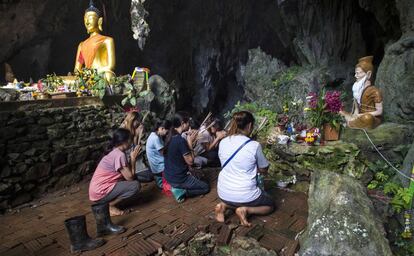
[74,0,116,82]
[340,56,383,129]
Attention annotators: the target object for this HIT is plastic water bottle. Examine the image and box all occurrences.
[257,174,265,191]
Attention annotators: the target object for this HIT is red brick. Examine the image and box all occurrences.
[34,243,66,256]
[127,238,158,255]
[281,239,299,256]
[107,248,129,256]
[152,214,178,227]
[246,224,265,240]
[236,225,254,237]
[209,222,224,235]
[289,217,307,233]
[99,240,127,255]
[216,225,233,246]
[271,211,297,231]
[2,244,32,256]
[148,232,170,247]
[260,233,291,252]
[141,224,162,238]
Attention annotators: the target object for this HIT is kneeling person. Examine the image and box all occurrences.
[215,111,274,226]
[146,120,171,188]
[89,128,141,216]
[164,112,210,199]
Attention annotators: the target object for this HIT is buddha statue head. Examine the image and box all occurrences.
[355,56,374,82]
[84,0,103,35]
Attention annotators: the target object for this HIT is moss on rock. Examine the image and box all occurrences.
[266,141,368,180]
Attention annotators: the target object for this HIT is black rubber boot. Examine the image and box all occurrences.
[64,215,105,253]
[92,203,126,236]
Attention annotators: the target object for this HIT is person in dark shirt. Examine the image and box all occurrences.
[164,112,210,198]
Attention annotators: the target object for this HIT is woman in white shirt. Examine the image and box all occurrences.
[216,111,274,226]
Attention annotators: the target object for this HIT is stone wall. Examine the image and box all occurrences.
[0,104,124,211]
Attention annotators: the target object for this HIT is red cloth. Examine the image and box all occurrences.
[162,173,172,197]
[78,51,85,66]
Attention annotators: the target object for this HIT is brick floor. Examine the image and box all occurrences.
[0,168,308,255]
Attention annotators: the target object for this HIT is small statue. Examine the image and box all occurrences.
[4,63,15,84]
[74,0,116,82]
[340,56,383,129]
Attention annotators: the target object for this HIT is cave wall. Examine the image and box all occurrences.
[0,0,140,82]
[137,0,402,114]
[0,0,407,118]
[376,0,414,123]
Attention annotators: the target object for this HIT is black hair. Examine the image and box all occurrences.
[104,128,131,155]
[210,117,223,131]
[153,120,172,132]
[189,118,200,130]
[171,111,190,128]
[164,111,190,154]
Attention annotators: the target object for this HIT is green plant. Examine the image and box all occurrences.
[394,236,414,256]
[91,74,107,98]
[272,66,301,87]
[366,160,412,213]
[121,81,137,106]
[305,89,344,129]
[41,73,64,93]
[224,101,277,138]
[282,96,306,126]
[384,182,411,213]
[375,172,390,183]
[367,180,380,190]
[366,160,398,190]
[75,68,108,98]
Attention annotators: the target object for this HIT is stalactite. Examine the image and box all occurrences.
[130,0,149,50]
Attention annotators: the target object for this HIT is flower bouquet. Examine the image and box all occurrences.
[305,90,343,141]
[75,68,108,98]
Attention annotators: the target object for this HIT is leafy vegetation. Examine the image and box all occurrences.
[41,73,64,93]
[75,68,108,98]
[272,66,301,88]
[281,96,306,127]
[393,234,414,256]
[224,101,277,139]
[121,81,137,106]
[367,160,411,213]
[305,89,344,129]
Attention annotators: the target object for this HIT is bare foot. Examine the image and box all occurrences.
[109,206,124,216]
[235,207,251,227]
[215,203,226,223]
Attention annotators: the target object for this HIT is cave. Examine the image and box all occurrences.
[1,0,414,255]
[0,0,402,114]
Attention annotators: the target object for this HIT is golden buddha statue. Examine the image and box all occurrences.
[340,56,383,129]
[74,0,115,82]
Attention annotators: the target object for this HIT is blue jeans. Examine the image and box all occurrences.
[170,175,210,197]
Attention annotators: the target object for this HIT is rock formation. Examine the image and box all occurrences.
[376,0,414,123]
[300,170,393,256]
